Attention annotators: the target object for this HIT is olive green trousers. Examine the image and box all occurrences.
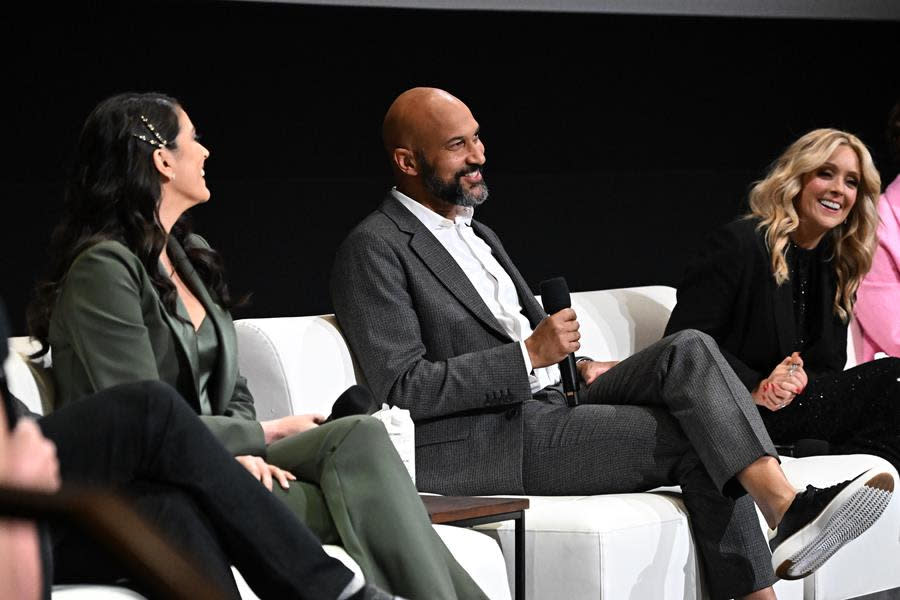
[267,415,489,600]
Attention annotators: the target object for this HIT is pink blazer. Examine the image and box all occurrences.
[855,174,900,362]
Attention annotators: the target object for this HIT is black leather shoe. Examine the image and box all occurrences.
[769,468,894,580]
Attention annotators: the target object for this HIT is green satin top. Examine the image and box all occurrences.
[173,296,218,417]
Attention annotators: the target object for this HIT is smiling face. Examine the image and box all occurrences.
[792,144,860,248]
[385,89,490,216]
[415,102,488,208]
[154,107,211,231]
[166,108,210,204]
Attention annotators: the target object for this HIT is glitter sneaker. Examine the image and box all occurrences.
[769,467,894,580]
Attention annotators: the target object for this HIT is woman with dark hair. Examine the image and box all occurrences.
[855,101,900,361]
[2,294,387,600]
[28,92,487,600]
[665,128,900,472]
[0,352,382,600]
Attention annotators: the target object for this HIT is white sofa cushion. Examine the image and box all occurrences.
[5,338,44,415]
[50,587,146,599]
[568,285,678,361]
[235,316,361,419]
[233,546,363,600]
[477,491,708,599]
[434,524,512,600]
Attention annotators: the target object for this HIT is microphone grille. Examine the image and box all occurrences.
[540,277,571,313]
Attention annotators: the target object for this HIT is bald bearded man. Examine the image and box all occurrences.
[330,88,894,600]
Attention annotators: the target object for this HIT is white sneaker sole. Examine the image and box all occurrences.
[771,469,894,580]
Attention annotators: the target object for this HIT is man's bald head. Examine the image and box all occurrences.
[382,87,470,155]
[382,87,487,215]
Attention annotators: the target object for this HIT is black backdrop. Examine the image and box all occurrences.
[2,2,898,334]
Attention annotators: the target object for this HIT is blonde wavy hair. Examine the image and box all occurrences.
[747,128,881,323]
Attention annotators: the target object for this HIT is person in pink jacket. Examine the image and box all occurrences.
[855,101,900,362]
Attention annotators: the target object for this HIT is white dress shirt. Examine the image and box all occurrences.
[392,189,560,392]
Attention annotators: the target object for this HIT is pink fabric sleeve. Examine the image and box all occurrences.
[855,181,900,361]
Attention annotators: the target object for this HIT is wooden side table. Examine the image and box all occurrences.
[421,495,529,600]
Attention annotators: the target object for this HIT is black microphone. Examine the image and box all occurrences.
[325,384,378,422]
[539,277,579,407]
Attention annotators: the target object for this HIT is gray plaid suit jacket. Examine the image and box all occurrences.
[331,194,545,494]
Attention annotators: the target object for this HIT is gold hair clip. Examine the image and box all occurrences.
[131,114,168,148]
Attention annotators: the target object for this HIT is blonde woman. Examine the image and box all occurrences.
[666,128,900,472]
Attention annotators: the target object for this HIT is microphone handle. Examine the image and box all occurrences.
[559,353,579,407]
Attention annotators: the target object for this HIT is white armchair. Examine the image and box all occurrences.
[233,316,513,600]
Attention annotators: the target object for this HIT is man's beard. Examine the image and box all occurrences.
[418,154,489,207]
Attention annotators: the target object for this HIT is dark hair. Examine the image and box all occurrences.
[28,92,240,355]
[888,100,900,165]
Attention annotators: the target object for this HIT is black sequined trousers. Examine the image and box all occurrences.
[761,357,900,473]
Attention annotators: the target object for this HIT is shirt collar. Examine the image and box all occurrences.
[391,187,474,229]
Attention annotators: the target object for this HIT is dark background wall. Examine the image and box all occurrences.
[2,2,898,334]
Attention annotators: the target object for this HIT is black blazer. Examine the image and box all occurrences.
[665,218,847,392]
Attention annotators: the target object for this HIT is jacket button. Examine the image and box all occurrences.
[505,406,520,420]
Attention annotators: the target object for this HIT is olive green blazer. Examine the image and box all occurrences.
[50,235,266,457]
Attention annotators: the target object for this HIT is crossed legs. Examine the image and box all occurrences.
[40,381,354,599]
[522,329,798,598]
[267,415,488,600]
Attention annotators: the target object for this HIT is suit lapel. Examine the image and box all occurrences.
[381,196,511,341]
[772,277,795,357]
[156,242,201,404]
[813,244,838,351]
[167,237,237,413]
[769,242,796,357]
